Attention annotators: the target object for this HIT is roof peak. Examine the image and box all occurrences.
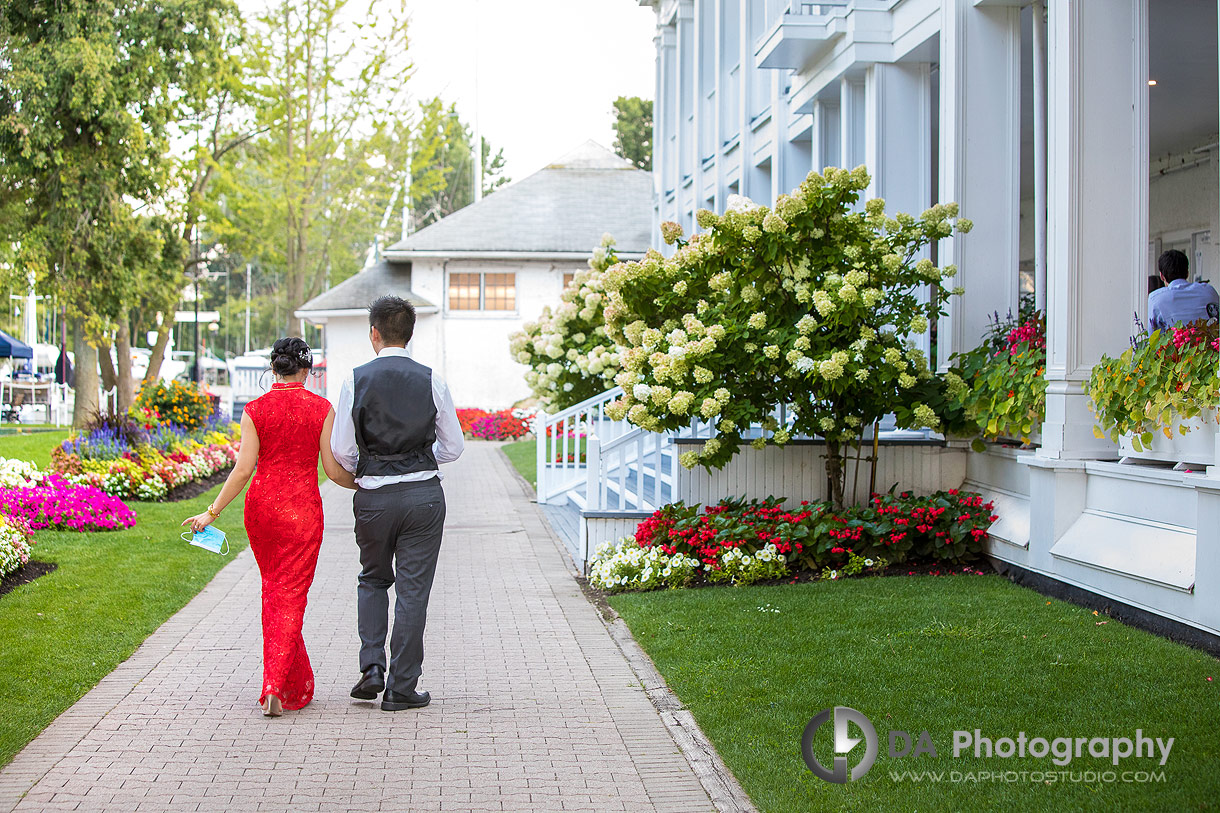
[546,140,637,170]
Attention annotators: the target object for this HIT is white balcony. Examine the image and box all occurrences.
[754,1,849,71]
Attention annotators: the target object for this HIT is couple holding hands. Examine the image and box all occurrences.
[183,295,464,716]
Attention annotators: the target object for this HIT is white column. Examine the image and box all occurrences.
[840,77,865,171]
[1039,0,1147,459]
[867,62,933,356]
[658,24,677,226]
[937,0,1022,370]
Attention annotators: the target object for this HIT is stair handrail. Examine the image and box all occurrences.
[536,386,625,504]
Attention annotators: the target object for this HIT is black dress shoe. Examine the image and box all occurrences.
[381,689,430,711]
[350,665,385,700]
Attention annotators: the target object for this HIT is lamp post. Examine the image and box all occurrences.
[192,224,201,384]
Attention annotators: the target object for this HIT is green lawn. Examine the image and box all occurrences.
[611,575,1219,812]
[502,438,536,488]
[0,477,249,767]
[0,429,71,469]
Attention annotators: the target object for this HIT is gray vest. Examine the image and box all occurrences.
[352,354,438,478]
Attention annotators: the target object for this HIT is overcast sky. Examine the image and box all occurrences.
[405,0,657,181]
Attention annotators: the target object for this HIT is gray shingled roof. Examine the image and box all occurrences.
[384,141,653,255]
[296,260,435,313]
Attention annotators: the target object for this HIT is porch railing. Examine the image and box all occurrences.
[535,386,626,504]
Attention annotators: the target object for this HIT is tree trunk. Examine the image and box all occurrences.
[72,319,100,429]
[115,312,135,414]
[98,339,117,395]
[144,320,171,383]
[825,439,846,510]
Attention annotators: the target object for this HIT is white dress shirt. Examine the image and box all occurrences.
[331,347,465,489]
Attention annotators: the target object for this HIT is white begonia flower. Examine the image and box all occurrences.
[763,345,780,360]
[796,315,817,335]
[674,280,688,295]
[546,344,564,359]
[632,383,652,401]
[699,398,721,419]
[563,383,574,392]
[899,373,916,389]
[747,312,767,330]
[793,356,815,374]
[709,272,732,291]
[909,315,928,334]
[667,344,687,359]
[714,388,731,403]
[679,451,700,469]
[693,366,713,384]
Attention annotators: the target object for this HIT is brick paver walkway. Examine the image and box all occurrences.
[0,443,714,812]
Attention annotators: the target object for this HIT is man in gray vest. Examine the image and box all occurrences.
[330,295,464,710]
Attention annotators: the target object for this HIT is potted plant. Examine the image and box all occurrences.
[1088,317,1219,466]
[947,302,1046,450]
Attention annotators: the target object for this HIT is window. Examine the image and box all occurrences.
[483,273,516,311]
[448,271,516,312]
[562,272,575,290]
[448,273,481,310]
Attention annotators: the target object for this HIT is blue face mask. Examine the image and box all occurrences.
[182,525,229,555]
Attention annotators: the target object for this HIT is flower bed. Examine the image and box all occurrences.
[0,475,136,532]
[48,402,240,502]
[590,490,997,592]
[465,409,533,441]
[0,514,34,579]
[456,408,491,435]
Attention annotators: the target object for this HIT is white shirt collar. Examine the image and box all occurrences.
[377,346,411,358]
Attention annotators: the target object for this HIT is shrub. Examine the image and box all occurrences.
[132,380,215,431]
[591,489,997,593]
[602,167,972,508]
[510,234,624,410]
[0,514,34,578]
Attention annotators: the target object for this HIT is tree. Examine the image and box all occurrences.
[408,97,510,231]
[0,0,240,425]
[206,0,416,334]
[602,167,972,509]
[612,96,653,172]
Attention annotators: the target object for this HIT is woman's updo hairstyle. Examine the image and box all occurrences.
[270,337,313,378]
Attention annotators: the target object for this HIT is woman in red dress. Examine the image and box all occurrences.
[183,338,355,716]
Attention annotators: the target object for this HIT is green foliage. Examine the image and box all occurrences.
[612,95,653,171]
[1088,318,1220,450]
[510,235,622,410]
[409,96,510,230]
[947,307,1047,444]
[132,380,215,431]
[603,167,971,507]
[0,0,237,330]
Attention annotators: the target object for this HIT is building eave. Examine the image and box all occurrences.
[296,306,440,324]
[383,249,647,263]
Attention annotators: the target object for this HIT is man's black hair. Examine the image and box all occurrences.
[369,295,416,345]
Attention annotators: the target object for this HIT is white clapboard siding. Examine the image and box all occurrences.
[673,441,968,507]
[578,515,652,570]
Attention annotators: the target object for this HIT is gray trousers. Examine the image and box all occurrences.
[353,478,446,694]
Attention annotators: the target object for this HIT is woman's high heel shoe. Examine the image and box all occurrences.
[261,694,283,717]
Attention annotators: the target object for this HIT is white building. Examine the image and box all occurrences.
[606,0,1220,641]
[297,141,651,408]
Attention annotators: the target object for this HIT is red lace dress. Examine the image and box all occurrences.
[242,382,333,710]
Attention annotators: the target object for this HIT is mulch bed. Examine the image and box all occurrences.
[164,467,232,502]
[0,560,57,598]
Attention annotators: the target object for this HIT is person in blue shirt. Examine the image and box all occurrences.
[1147,249,1219,330]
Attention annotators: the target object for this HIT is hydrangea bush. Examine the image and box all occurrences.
[600,167,972,507]
[510,234,624,410]
[0,514,34,578]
